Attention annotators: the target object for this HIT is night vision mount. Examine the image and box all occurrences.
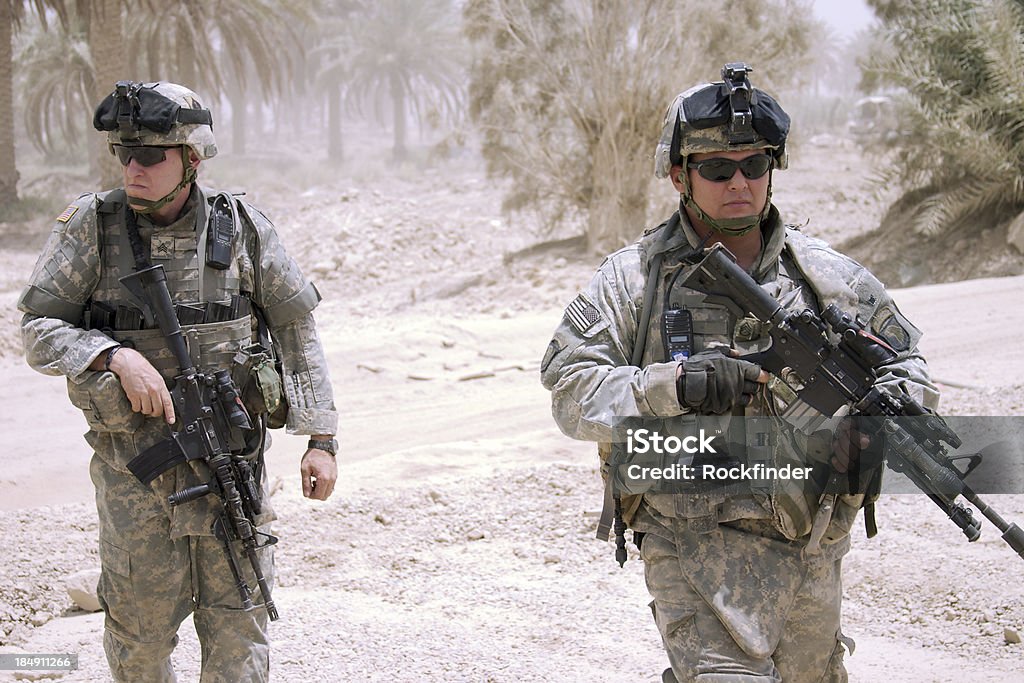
[721,62,756,144]
[92,80,213,142]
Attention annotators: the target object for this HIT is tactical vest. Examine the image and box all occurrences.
[89,187,253,380]
[610,218,883,544]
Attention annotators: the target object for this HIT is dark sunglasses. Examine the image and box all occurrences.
[687,154,772,182]
[112,145,169,167]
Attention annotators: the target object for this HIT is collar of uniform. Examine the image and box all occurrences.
[135,185,201,233]
[667,203,786,281]
[639,211,687,274]
[639,203,787,277]
[752,205,786,281]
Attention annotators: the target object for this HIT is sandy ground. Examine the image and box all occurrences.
[0,141,1022,681]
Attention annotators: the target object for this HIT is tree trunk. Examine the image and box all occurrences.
[585,133,651,253]
[175,21,197,87]
[327,79,343,163]
[89,0,127,191]
[0,1,19,203]
[390,72,406,159]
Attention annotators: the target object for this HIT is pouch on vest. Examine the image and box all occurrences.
[234,345,286,429]
[67,370,144,433]
[247,302,289,429]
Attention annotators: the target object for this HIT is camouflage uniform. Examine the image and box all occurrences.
[542,63,939,682]
[541,207,937,682]
[19,182,335,679]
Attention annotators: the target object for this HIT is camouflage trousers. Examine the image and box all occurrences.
[638,513,849,683]
[89,438,274,683]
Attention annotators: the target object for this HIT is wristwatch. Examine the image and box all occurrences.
[307,437,338,456]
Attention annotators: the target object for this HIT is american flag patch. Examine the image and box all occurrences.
[565,294,602,333]
[55,204,79,223]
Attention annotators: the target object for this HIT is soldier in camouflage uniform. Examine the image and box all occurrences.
[541,64,939,682]
[18,81,339,682]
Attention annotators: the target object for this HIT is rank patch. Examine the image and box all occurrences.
[565,294,602,333]
[151,233,175,260]
[55,205,79,223]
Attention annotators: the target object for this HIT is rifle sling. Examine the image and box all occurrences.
[596,213,677,541]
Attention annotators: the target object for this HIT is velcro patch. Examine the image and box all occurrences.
[871,305,915,352]
[541,338,562,372]
[151,233,175,260]
[55,204,79,223]
[565,294,602,334]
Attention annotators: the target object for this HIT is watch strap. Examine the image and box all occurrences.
[307,438,337,456]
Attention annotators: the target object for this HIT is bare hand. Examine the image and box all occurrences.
[301,449,337,500]
[108,347,175,424]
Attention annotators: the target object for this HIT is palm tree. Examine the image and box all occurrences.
[15,12,92,159]
[863,0,1024,236]
[123,0,306,157]
[0,0,68,203]
[86,0,127,189]
[309,0,364,163]
[342,0,466,159]
[16,0,306,183]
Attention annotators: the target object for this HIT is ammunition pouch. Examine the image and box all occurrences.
[84,295,248,332]
[233,344,288,429]
[67,370,144,434]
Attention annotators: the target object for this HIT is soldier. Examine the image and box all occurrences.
[540,64,938,682]
[18,81,338,682]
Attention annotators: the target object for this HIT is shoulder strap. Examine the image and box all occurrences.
[632,211,679,364]
[597,212,676,545]
[781,228,859,314]
[96,189,154,323]
[782,227,883,537]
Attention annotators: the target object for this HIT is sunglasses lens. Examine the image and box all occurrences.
[691,155,772,182]
[113,145,167,167]
[697,159,739,182]
[739,154,772,179]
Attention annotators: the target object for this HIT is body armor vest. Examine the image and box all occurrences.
[89,188,254,380]
[627,247,822,529]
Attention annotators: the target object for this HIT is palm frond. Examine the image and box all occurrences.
[869,0,1024,235]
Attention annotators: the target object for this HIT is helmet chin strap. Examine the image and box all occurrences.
[679,166,774,237]
[127,146,196,215]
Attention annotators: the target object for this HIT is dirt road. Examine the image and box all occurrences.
[1,273,1023,681]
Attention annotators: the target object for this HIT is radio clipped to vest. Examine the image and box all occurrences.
[207,192,237,270]
[662,308,694,361]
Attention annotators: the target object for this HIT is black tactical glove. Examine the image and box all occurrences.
[675,348,763,414]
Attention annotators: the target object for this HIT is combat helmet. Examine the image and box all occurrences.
[92,81,217,212]
[93,81,217,159]
[654,63,790,236]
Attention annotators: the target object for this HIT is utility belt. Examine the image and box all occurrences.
[83,294,249,331]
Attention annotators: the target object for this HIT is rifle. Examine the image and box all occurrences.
[680,244,1024,560]
[121,264,280,619]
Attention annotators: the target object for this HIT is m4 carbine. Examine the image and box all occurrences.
[120,264,280,619]
[681,244,1024,561]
